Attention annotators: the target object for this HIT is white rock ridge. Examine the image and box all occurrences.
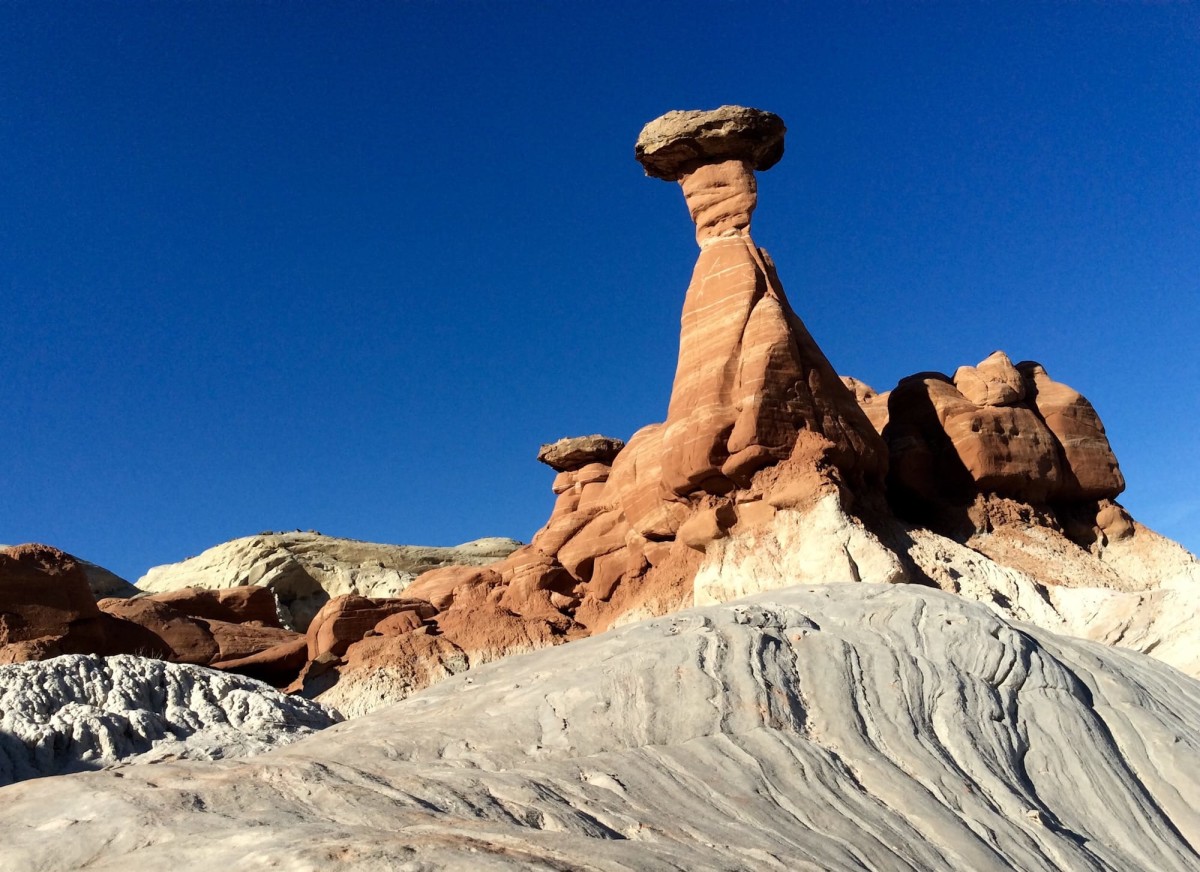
[2,585,1198,871]
[136,531,522,630]
[0,654,340,787]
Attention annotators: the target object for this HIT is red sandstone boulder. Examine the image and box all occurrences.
[97,597,220,665]
[841,377,890,435]
[941,397,1063,502]
[953,351,1025,407]
[306,595,438,660]
[886,373,1062,505]
[212,636,309,686]
[147,585,281,627]
[0,544,108,662]
[879,355,1124,512]
[405,565,503,610]
[205,619,301,663]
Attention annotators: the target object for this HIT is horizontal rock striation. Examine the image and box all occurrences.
[2,586,1198,870]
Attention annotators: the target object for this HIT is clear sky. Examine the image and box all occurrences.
[3,2,1198,581]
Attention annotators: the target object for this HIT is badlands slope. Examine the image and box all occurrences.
[1,585,1198,871]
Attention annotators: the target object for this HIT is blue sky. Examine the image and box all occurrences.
[3,2,1198,580]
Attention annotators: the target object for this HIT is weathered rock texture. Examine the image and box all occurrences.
[0,653,340,787]
[136,532,521,630]
[635,104,786,181]
[698,493,1200,679]
[537,435,625,471]
[0,545,140,600]
[3,586,1199,871]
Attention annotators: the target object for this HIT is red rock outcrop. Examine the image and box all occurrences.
[0,550,306,680]
[210,636,309,686]
[97,598,221,665]
[0,544,109,663]
[1018,361,1125,500]
[148,586,281,627]
[305,595,438,660]
[841,377,891,435]
[864,352,1124,522]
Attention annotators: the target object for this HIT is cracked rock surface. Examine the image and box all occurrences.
[2,585,1198,871]
[0,654,340,786]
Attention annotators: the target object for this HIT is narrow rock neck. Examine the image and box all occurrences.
[679,159,758,245]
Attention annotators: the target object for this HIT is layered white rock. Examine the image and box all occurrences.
[136,532,521,629]
[2,585,1198,871]
[691,501,1200,681]
[0,654,340,786]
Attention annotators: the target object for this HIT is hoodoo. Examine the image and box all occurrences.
[632,106,884,501]
[4,107,1196,722]
[290,106,1199,709]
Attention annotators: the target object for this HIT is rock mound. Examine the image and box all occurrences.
[878,352,1124,512]
[2,586,1198,870]
[136,532,521,630]
[0,544,110,662]
[0,653,339,787]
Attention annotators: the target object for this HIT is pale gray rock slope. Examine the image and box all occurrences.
[2,585,1198,871]
[136,532,522,630]
[0,654,340,787]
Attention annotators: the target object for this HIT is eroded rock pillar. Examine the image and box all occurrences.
[633,105,886,500]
